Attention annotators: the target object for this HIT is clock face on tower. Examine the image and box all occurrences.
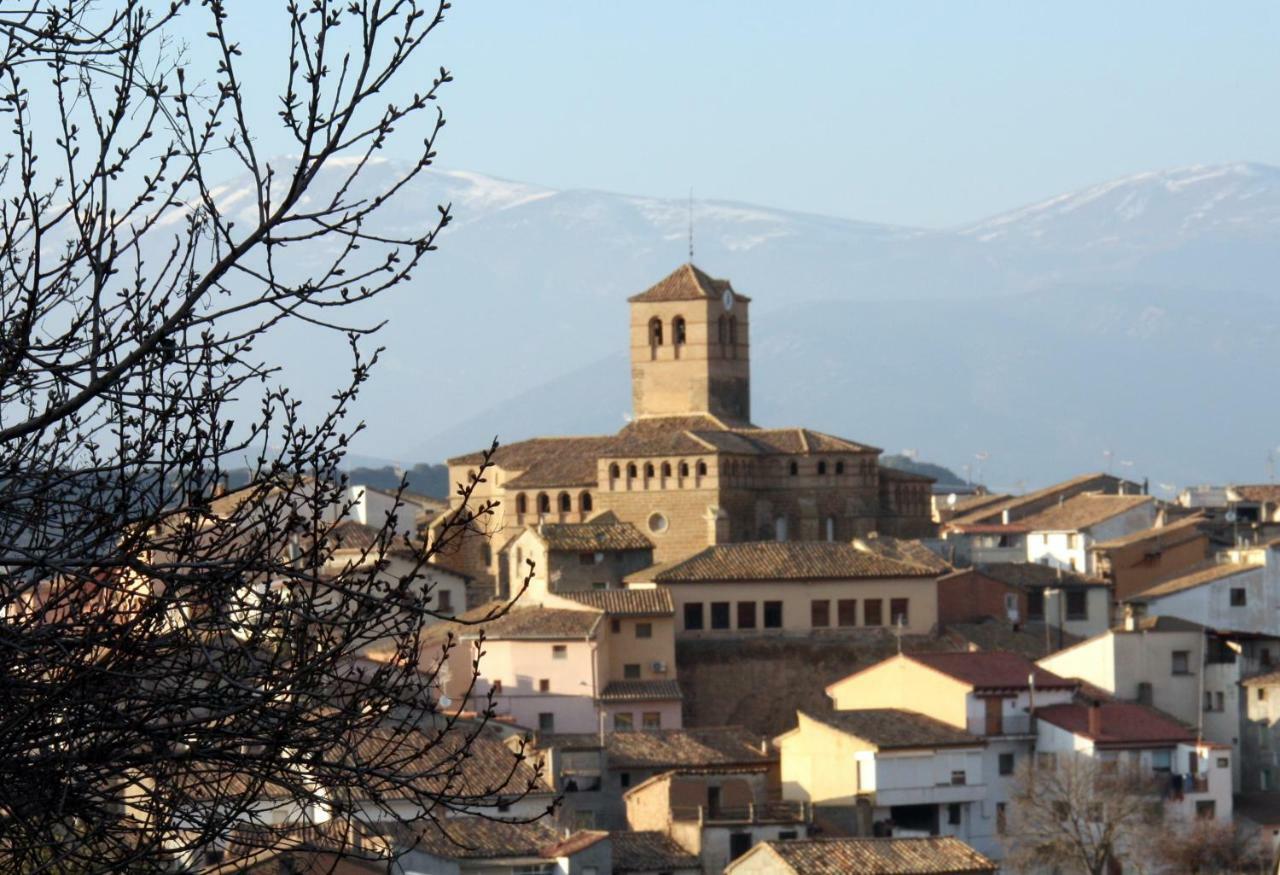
[722,289,734,311]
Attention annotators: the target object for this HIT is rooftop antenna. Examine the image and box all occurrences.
[688,187,695,263]
[894,615,905,654]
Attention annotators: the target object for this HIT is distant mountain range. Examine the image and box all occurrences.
[243,160,1280,493]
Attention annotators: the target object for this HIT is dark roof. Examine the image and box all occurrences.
[853,535,953,573]
[406,818,569,860]
[906,651,1077,692]
[945,473,1141,529]
[942,618,1081,660]
[560,587,674,617]
[1018,493,1153,532]
[1090,514,1208,551]
[1035,702,1194,748]
[600,680,683,702]
[1112,615,1206,634]
[540,514,653,552]
[612,830,701,873]
[627,262,749,304]
[961,563,1109,589]
[637,542,938,583]
[1128,561,1260,600]
[1242,671,1280,687]
[461,606,601,640]
[802,709,980,750]
[538,726,773,768]
[740,837,997,875]
[1232,484,1280,503]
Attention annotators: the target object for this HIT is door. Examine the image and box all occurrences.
[984,697,1003,735]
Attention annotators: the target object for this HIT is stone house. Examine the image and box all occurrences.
[503,512,654,596]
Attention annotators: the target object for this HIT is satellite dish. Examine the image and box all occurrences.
[946,493,958,508]
[1225,510,1238,523]
[437,695,453,709]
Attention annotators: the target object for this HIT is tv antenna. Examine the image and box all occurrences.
[688,187,695,262]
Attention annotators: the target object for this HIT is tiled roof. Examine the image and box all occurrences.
[1090,514,1207,551]
[460,606,601,640]
[949,493,1011,515]
[600,680,683,702]
[1127,561,1261,600]
[406,817,573,860]
[738,837,997,875]
[1232,484,1280,503]
[942,618,1080,660]
[853,535,953,573]
[454,436,619,488]
[803,709,980,750]
[945,473,1140,529]
[1112,615,1206,634]
[906,651,1077,691]
[1018,493,1153,532]
[1242,671,1280,687]
[560,587,674,616]
[963,563,1109,589]
[637,542,938,583]
[541,831,610,858]
[540,515,653,553]
[1035,702,1194,747]
[611,830,701,873]
[538,726,773,768]
[627,262,749,304]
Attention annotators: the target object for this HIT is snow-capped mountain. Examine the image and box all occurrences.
[229,160,1280,489]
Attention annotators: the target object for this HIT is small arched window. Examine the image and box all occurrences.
[789,461,799,476]
[718,315,728,346]
[661,462,672,477]
[515,493,527,514]
[673,316,687,345]
[729,316,738,346]
[696,460,708,476]
[558,492,571,512]
[644,463,655,478]
[609,463,621,480]
[537,493,550,513]
[836,460,845,475]
[679,461,689,477]
[580,492,593,512]
[649,317,664,346]
[817,460,827,475]
[627,463,638,478]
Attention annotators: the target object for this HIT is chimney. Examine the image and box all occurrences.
[1001,509,1010,525]
[1087,700,1103,738]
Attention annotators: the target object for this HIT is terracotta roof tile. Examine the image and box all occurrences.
[1018,493,1153,532]
[538,726,772,768]
[737,837,996,874]
[637,542,938,583]
[1090,514,1208,551]
[906,651,1076,691]
[611,830,701,873]
[404,818,566,860]
[802,709,980,750]
[559,587,673,616]
[1127,561,1261,601]
[945,473,1141,529]
[854,535,953,573]
[1232,484,1280,503]
[626,262,748,304]
[963,563,1109,589]
[600,680,683,702]
[1035,702,1194,747]
[460,606,602,640]
[540,515,653,553]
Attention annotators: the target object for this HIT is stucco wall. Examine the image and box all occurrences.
[826,654,971,729]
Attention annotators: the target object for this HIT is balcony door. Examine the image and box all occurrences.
[984,697,1003,735]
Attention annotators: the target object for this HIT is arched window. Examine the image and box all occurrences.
[515,493,527,514]
[644,463,655,478]
[679,461,690,477]
[718,315,728,346]
[696,460,708,476]
[558,492,571,512]
[627,463,638,478]
[609,463,621,480]
[817,460,827,475]
[673,316,687,345]
[580,492,593,512]
[728,316,738,346]
[537,493,550,513]
[661,462,672,477]
[649,317,664,346]
[835,460,845,475]
[825,517,836,542]
[789,461,799,476]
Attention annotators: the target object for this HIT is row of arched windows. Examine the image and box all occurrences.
[787,457,876,477]
[647,315,739,358]
[513,490,594,517]
[607,458,709,490]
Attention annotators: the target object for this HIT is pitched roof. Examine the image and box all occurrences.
[945,473,1141,529]
[538,726,773,768]
[1090,514,1208,551]
[1035,702,1194,748]
[1242,671,1280,687]
[732,837,997,875]
[1018,493,1153,532]
[1112,615,1206,634]
[599,679,683,702]
[611,830,701,873]
[853,534,953,574]
[636,542,938,583]
[1231,484,1280,503]
[406,818,567,860]
[802,708,980,750]
[627,262,749,304]
[1127,561,1261,601]
[539,514,653,552]
[559,587,674,617]
[460,606,601,640]
[961,563,1109,589]
[942,618,1080,660]
[905,651,1076,692]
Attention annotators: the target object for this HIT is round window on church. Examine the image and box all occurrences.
[648,512,669,534]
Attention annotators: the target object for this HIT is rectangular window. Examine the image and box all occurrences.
[1172,650,1191,675]
[837,599,857,627]
[999,753,1015,775]
[1026,589,1045,620]
[948,803,961,826]
[711,602,731,630]
[592,581,607,590]
[764,601,783,628]
[619,772,631,788]
[1196,800,1216,820]
[642,711,661,730]
[864,599,883,626]
[611,619,621,633]
[539,679,550,693]
[890,598,909,626]
[1216,691,1224,711]
[492,679,502,694]
[1231,587,1247,607]
[1260,687,1268,702]
[538,712,555,732]
[613,712,633,730]
[811,600,830,627]
[950,770,966,785]
[1065,590,1087,620]
[996,802,1007,834]
[737,601,757,629]
[552,644,567,660]
[579,552,595,565]
[437,589,453,613]
[624,663,641,680]
[1067,533,1080,549]
[1151,749,1172,773]
[684,602,704,631]
[635,622,652,639]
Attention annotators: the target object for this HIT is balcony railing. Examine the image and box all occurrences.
[670,801,809,825]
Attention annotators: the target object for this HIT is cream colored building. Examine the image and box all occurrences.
[440,264,935,598]
[626,541,939,638]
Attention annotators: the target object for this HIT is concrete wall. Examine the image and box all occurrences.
[1101,531,1210,602]
[478,638,600,734]
[826,655,972,729]
[1025,503,1156,574]
[777,712,870,805]
[1138,567,1271,635]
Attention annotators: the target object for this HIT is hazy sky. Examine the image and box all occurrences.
[226,2,1280,227]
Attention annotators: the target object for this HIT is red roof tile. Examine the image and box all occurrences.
[1035,702,1194,747]
[906,651,1076,692]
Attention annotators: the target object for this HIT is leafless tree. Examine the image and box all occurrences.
[0,2,538,871]
[1150,819,1270,875]
[1004,754,1161,875]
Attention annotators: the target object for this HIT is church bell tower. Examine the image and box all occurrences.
[628,263,751,425]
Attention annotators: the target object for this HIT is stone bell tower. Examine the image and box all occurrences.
[627,263,751,425]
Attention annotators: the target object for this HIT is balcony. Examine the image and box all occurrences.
[670,801,810,826]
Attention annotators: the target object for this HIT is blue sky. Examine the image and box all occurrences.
[223,2,1280,227]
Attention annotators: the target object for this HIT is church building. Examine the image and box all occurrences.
[442,264,934,596]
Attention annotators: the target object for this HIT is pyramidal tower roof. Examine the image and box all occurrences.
[627,263,750,304]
